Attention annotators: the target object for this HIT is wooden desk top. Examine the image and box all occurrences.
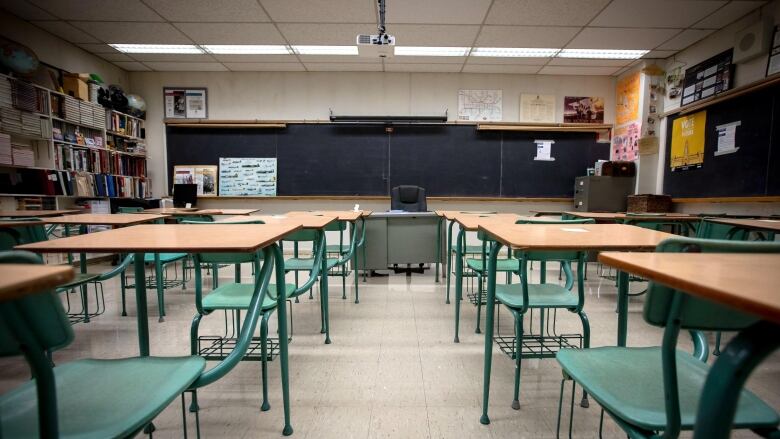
[141,208,258,216]
[599,252,780,324]
[0,209,82,218]
[286,210,372,221]
[452,213,529,231]
[44,214,168,226]
[0,264,74,303]
[436,210,501,220]
[221,214,336,229]
[479,223,675,251]
[17,223,302,254]
[530,210,566,217]
[565,211,698,222]
[708,218,780,233]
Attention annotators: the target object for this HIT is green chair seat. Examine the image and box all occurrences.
[284,257,339,271]
[202,283,295,311]
[0,356,205,439]
[557,346,779,432]
[56,272,101,290]
[453,245,483,254]
[143,253,188,264]
[326,244,349,254]
[496,283,578,308]
[465,258,520,273]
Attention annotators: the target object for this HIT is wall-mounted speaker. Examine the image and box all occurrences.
[733,18,773,64]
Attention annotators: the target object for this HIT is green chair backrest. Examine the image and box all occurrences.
[0,218,48,251]
[0,250,74,357]
[696,218,748,240]
[284,229,318,242]
[324,220,347,232]
[643,237,780,331]
[117,206,144,213]
[182,219,265,264]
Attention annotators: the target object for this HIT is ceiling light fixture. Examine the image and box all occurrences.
[109,44,203,54]
[556,49,649,59]
[292,45,359,55]
[202,45,291,54]
[394,46,470,56]
[471,47,559,57]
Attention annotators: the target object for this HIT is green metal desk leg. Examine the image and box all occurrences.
[454,228,465,343]
[616,270,629,347]
[134,252,150,356]
[78,225,89,323]
[446,220,454,304]
[272,244,294,436]
[353,223,359,304]
[155,253,164,322]
[692,321,779,439]
[321,232,331,344]
[435,216,442,282]
[480,242,502,425]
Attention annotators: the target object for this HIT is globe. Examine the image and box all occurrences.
[0,40,40,75]
[126,94,147,117]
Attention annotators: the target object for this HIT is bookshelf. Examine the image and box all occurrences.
[0,73,151,211]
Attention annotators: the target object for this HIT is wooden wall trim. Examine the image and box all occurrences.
[672,196,780,203]
[204,195,573,202]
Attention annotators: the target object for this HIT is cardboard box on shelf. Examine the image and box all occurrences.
[63,75,89,101]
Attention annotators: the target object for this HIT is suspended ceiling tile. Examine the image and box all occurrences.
[211,54,298,63]
[304,62,383,71]
[538,65,621,75]
[476,26,580,48]
[142,0,270,22]
[466,56,551,65]
[390,24,480,46]
[296,54,376,63]
[485,0,610,26]
[71,22,192,44]
[277,23,376,45]
[143,61,228,71]
[461,64,542,74]
[590,0,727,28]
[126,53,216,62]
[112,61,151,71]
[385,0,492,24]
[385,56,467,64]
[97,52,135,62]
[174,22,286,45]
[567,27,680,50]
[547,58,632,67]
[27,0,163,21]
[693,1,766,28]
[385,63,462,72]
[31,20,100,43]
[0,0,56,20]
[259,0,376,23]
[225,62,305,71]
[656,29,715,51]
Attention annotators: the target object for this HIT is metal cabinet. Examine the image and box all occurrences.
[573,176,635,212]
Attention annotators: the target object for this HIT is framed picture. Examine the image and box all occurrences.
[164,87,208,119]
[767,25,780,77]
[173,165,218,196]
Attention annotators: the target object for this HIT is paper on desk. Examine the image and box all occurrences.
[561,228,588,232]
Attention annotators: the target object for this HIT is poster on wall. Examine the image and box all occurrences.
[616,72,641,125]
[670,111,707,172]
[219,157,277,196]
[519,94,555,123]
[173,165,218,196]
[457,89,502,121]
[767,25,780,76]
[164,87,208,119]
[611,123,641,161]
[563,96,605,123]
[680,49,733,106]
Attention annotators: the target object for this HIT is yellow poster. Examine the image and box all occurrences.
[670,110,706,171]
[616,71,641,125]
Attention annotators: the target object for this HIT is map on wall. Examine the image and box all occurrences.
[458,89,502,121]
[219,157,277,196]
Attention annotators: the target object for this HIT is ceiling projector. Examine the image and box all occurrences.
[356,33,395,58]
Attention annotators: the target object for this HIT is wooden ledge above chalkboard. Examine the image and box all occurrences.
[672,196,780,203]
[664,72,780,117]
[165,119,287,128]
[210,195,574,202]
[476,122,612,133]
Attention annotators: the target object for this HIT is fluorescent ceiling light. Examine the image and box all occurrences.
[292,45,358,55]
[110,44,203,54]
[394,46,470,56]
[557,49,649,59]
[471,47,559,57]
[202,45,291,54]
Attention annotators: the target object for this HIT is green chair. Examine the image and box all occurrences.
[324,218,365,302]
[0,250,206,438]
[445,216,491,304]
[490,218,592,413]
[555,237,780,438]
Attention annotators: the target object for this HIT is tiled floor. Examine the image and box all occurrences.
[1,262,778,438]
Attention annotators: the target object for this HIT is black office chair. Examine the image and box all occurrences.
[391,185,427,212]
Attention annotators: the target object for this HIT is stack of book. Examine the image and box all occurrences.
[11,144,35,167]
[0,77,12,110]
[0,133,11,165]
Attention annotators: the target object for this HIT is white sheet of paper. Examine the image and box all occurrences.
[534,140,555,161]
[561,228,588,232]
[714,121,740,156]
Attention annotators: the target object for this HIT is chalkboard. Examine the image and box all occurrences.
[166,123,610,197]
[663,82,780,198]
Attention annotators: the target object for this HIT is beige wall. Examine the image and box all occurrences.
[0,12,128,88]
[129,71,616,199]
